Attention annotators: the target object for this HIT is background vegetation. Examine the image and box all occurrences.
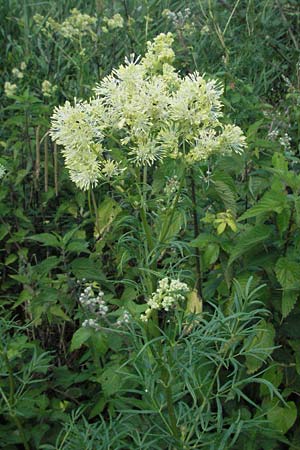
[1,0,300,448]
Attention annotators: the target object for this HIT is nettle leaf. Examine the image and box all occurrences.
[29,232,62,247]
[275,257,300,289]
[70,327,93,351]
[213,180,237,215]
[70,258,105,281]
[245,320,275,374]
[281,290,298,318]
[228,224,272,266]
[32,256,61,277]
[267,400,297,434]
[238,190,287,221]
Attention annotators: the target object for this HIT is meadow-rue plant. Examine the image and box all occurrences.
[50,33,246,191]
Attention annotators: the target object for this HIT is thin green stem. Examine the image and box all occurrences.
[1,350,30,450]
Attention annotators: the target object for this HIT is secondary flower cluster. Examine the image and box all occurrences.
[34,9,97,41]
[79,285,108,330]
[140,277,189,322]
[50,33,246,191]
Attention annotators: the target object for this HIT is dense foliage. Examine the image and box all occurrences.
[1,1,300,449]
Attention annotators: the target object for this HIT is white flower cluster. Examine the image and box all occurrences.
[140,277,189,322]
[34,9,97,41]
[164,175,179,197]
[102,13,124,32]
[4,62,27,98]
[162,8,191,28]
[42,80,57,98]
[4,82,17,97]
[51,33,246,191]
[116,309,131,327]
[79,285,108,330]
[0,164,6,180]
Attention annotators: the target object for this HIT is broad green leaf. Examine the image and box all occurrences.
[189,233,219,249]
[204,243,220,267]
[70,327,93,351]
[100,366,122,397]
[245,320,275,374]
[49,305,71,321]
[213,180,236,215]
[228,224,272,266]
[0,223,10,241]
[282,290,298,318]
[238,190,287,221]
[31,256,61,278]
[29,233,61,247]
[70,258,105,281]
[95,196,122,238]
[275,257,300,289]
[260,365,283,397]
[267,400,297,434]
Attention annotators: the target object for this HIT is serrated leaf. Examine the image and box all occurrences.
[49,305,71,321]
[70,327,93,351]
[70,258,104,281]
[275,257,300,289]
[238,190,287,221]
[29,233,61,247]
[32,256,61,277]
[213,180,236,215]
[228,224,272,266]
[281,290,298,318]
[245,320,275,374]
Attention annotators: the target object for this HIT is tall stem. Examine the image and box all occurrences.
[190,169,203,299]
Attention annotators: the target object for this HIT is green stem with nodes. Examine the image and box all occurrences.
[88,189,101,236]
[0,347,30,450]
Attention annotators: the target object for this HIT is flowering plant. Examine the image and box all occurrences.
[50,33,245,191]
[51,33,246,323]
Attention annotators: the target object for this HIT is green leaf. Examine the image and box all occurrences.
[49,305,71,321]
[100,366,122,397]
[245,320,275,374]
[189,233,219,249]
[95,196,122,238]
[32,256,61,277]
[228,224,272,266]
[275,257,300,289]
[267,400,297,434]
[70,327,93,351]
[70,258,105,281]
[29,233,61,247]
[238,190,287,221]
[0,223,10,241]
[282,290,298,318]
[204,243,219,267]
[213,180,236,215]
